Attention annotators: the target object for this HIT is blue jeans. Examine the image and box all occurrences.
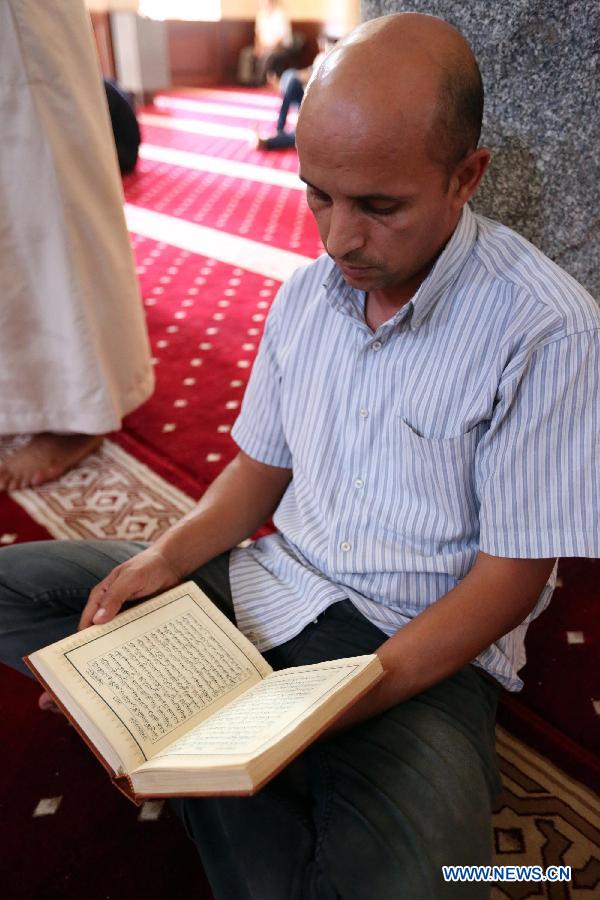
[276,71,305,132]
[0,540,501,899]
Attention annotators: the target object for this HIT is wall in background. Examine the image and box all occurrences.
[223,0,359,27]
[89,9,116,77]
[361,0,599,296]
[87,1,359,89]
[164,19,323,87]
[86,1,137,10]
[86,0,359,25]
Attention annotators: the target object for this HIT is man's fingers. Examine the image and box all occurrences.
[79,568,134,630]
[79,584,111,631]
[78,592,105,630]
[78,550,173,631]
[93,570,149,622]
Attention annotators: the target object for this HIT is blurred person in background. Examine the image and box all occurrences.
[238,0,294,87]
[104,79,141,175]
[256,32,338,151]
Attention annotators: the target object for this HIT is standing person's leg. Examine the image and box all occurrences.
[0,0,154,492]
[174,601,501,900]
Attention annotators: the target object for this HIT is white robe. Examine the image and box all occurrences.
[0,0,154,435]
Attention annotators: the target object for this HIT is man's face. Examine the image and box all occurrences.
[297,109,462,302]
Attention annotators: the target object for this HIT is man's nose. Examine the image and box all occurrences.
[325,205,365,259]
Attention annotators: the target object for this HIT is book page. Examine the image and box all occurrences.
[29,583,271,773]
[144,658,372,767]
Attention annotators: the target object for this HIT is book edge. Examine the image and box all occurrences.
[128,655,384,799]
[24,654,140,805]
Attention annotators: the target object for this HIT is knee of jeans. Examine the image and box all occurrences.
[0,544,37,598]
[0,542,25,570]
[0,540,66,577]
[0,544,88,614]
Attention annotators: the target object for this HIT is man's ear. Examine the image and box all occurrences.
[451,147,490,206]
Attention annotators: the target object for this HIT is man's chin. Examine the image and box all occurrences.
[338,263,380,288]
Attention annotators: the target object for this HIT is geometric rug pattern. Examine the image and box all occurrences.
[492,729,599,899]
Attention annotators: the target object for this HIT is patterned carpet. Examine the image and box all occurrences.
[491,730,599,899]
[0,87,597,896]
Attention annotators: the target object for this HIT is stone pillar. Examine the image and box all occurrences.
[360,1,599,296]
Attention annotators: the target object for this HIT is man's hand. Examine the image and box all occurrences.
[78,546,182,630]
[40,548,181,716]
[77,451,291,631]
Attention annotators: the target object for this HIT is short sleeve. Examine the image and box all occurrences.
[476,329,600,558]
[231,286,293,469]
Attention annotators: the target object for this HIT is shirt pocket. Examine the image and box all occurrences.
[393,417,485,549]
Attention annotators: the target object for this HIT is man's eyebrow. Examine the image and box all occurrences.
[299,176,407,202]
[356,193,407,202]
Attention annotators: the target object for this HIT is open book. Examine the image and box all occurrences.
[25,582,383,802]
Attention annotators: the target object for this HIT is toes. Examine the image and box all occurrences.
[0,462,33,492]
[30,465,62,487]
[15,473,30,492]
[0,434,103,492]
[6,475,21,493]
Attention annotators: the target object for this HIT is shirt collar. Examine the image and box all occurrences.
[323,264,365,323]
[408,205,477,329]
[323,205,478,330]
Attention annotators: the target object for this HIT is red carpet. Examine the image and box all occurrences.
[0,663,210,900]
[0,87,598,897]
[117,242,274,488]
[498,558,599,792]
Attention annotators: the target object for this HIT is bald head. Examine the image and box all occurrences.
[299,13,483,172]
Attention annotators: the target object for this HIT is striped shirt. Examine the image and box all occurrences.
[229,205,600,690]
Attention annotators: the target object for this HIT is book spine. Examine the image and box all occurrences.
[24,654,132,796]
[113,774,141,805]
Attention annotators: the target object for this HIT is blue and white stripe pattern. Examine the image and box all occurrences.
[229,205,600,690]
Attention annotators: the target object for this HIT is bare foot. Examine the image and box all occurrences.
[0,433,104,492]
[38,691,62,715]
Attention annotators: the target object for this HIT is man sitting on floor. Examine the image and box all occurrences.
[1,12,598,900]
[256,33,337,151]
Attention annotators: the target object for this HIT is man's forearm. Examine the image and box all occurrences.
[329,552,556,733]
[152,451,292,579]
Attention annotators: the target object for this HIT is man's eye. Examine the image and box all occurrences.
[307,188,330,204]
[362,202,400,216]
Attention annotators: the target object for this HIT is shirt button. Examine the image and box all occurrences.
[340,541,351,552]
[354,478,364,488]
[359,407,369,418]
[371,340,382,351]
